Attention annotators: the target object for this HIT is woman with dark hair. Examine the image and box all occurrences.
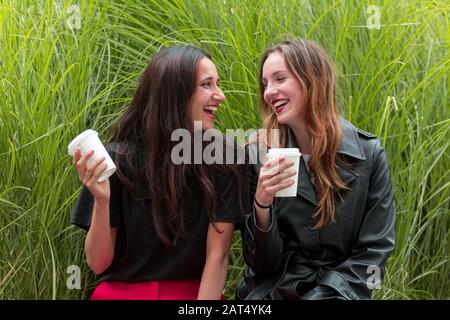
[236,39,395,300]
[71,45,247,300]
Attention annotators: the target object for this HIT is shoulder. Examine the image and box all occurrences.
[355,127,382,153]
[339,118,383,162]
[355,127,377,140]
[350,126,387,166]
[341,117,377,141]
[354,126,381,156]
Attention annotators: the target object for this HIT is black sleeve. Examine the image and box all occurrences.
[309,140,396,300]
[70,143,123,231]
[212,162,249,225]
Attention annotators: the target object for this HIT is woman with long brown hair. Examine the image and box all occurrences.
[70,45,247,300]
[237,39,395,300]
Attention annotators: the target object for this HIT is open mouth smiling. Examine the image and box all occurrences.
[203,105,218,119]
[272,99,289,113]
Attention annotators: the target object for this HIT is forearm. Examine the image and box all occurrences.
[197,254,228,300]
[85,200,115,274]
[243,207,284,275]
[254,204,271,231]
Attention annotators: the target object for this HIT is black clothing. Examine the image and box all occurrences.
[236,118,396,300]
[72,142,247,283]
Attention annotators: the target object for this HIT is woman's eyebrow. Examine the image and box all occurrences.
[200,76,220,82]
[271,70,288,76]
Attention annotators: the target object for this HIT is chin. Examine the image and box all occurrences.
[202,121,214,130]
[276,114,290,125]
[276,110,299,126]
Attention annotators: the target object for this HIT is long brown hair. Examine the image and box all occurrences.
[110,45,238,246]
[259,39,348,229]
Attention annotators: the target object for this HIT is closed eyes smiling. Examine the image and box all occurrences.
[262,77,286,89]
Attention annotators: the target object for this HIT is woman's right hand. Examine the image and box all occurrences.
[255,157,297,207]
[72,149,110,204]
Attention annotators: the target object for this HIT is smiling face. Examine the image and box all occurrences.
[261,51,305,125]
[189,57,225,130]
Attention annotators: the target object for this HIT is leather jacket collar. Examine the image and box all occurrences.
[286,117,366,161]
[285,118,365,206]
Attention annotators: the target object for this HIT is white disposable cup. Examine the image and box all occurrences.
[68,129,116,183]
[266,148,301,197]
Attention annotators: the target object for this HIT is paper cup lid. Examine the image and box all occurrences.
[68,129,98,155]
[268,148,301,156]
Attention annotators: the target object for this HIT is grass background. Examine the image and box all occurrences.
[0,0,448,299]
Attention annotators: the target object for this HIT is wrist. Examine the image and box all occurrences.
[254,196,271,209]
[94,198,109,208]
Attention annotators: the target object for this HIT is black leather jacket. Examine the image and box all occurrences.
[236,118,395,300]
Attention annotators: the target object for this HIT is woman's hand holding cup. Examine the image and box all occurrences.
[255,157,297,207]
[72,148,111,204]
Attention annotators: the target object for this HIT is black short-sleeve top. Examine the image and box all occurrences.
[71,142,248,283]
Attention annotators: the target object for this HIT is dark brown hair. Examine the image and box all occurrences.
[110,45,241,246]
[260,39,349,229]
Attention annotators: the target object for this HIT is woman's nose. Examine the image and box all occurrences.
[264,84,279,100]
[213,87,225,102]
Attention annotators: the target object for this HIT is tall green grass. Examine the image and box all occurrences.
[0,0,448,299]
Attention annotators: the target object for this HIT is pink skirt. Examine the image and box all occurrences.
[91,279,201,300]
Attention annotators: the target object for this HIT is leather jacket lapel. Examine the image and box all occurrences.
[296,157,318,205]
[336,163,359,185]
[285,119,364,195]
[285,128,318,205]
